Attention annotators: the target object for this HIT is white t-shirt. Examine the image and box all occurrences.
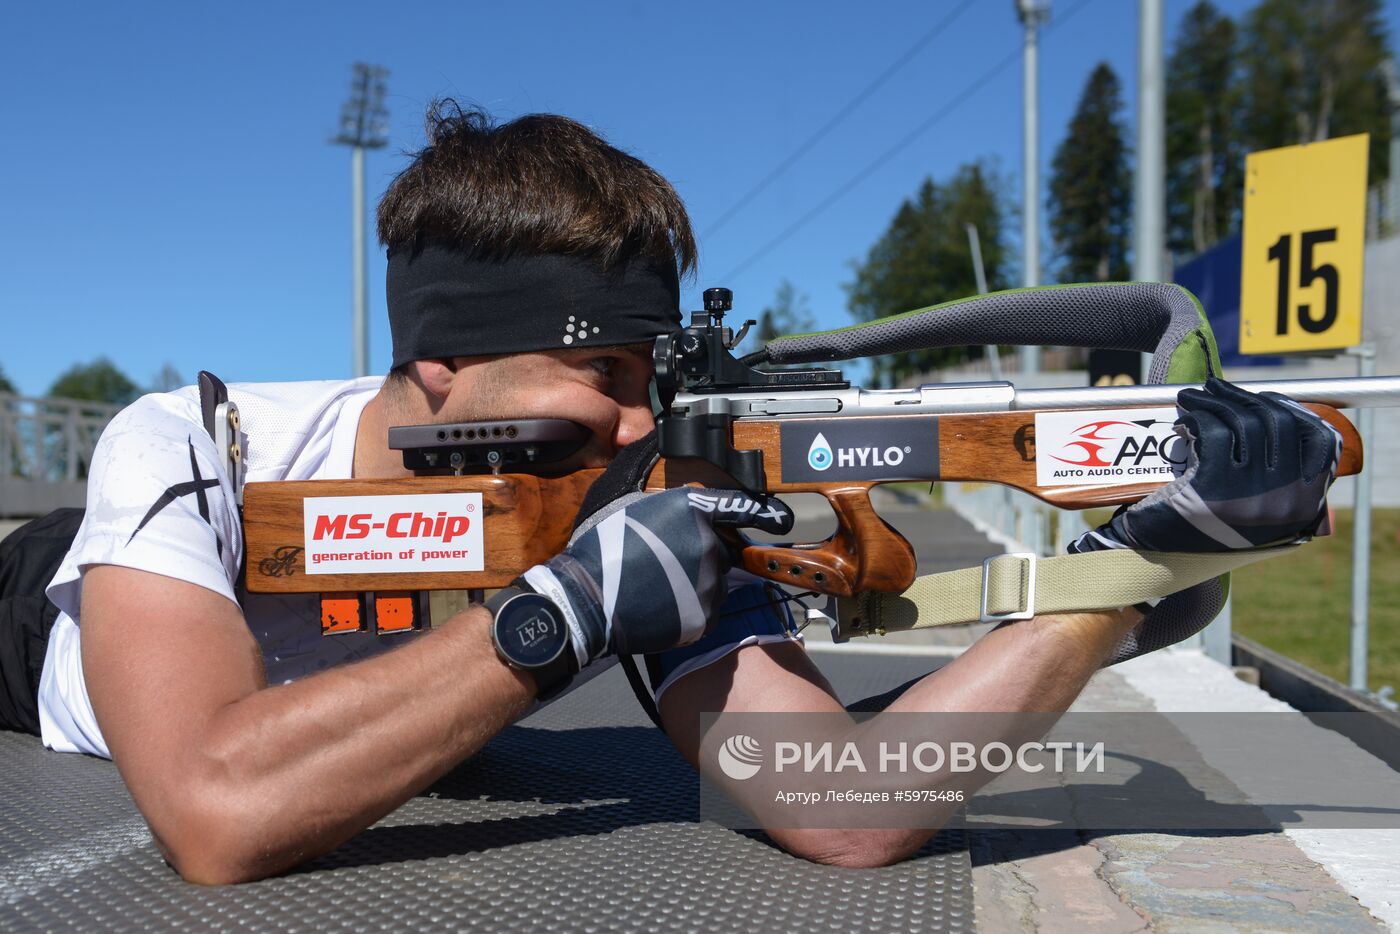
[38,376,425,758]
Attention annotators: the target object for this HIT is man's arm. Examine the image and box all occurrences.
[81,565,534,884]
[657,607,1141,868]
[81,481,784,885]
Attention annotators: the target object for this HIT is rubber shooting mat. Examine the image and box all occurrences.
[0,653,973,932]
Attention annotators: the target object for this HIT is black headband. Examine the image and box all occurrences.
[386,242,681,368]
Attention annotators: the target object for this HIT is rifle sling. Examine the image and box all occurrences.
[837,545,1299,638]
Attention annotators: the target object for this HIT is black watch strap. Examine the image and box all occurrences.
[487,586,575,701]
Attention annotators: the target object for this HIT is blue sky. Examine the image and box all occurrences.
[2,0,1396,396]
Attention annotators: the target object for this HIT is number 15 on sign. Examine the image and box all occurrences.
[1240,134,1368,355]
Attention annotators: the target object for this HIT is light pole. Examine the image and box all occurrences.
[333,63,390,379]
[1382,59,1399,231]
[1016,0,1050,379]
[1133,0,1165,283]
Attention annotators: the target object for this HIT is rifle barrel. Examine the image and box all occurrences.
[1013,376,1400,411]
[677,375,1400,420]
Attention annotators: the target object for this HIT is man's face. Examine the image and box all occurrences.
[438,340,657,470]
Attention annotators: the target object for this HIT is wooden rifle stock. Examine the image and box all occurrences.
[242,402,1360,604]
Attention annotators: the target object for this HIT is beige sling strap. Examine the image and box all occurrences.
[830,545,1299,640]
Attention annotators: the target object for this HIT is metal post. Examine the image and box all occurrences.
[1016,1,1048,378]
[1393,91,1400,232]
[1382,60,1399,230]
[0,402,10,483]
[1350,344,1377,691]
[63,411,78,482]
[32,407,43,481]
[1200,591,1233,663]
[351,145,368,378]
[1133,0,1166,390]
[333,63,389,379]
[965,223,1003,380]
[1134,0,1165,283]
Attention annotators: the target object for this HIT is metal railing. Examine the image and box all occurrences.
[0,392,122,517]
[942,482,1089,558]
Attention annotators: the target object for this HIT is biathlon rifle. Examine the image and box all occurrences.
[237,283,1399,640]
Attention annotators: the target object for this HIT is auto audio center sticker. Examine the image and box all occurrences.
[780,418,938,482]
[302,492,484,574]
[1034,407,1186,487]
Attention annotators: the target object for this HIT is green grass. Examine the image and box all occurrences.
[1231,508,1400,693]
[1082,507,1400,692]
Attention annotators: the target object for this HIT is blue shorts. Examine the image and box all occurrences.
[644,582,802,701]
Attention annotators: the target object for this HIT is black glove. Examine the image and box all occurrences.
[1069,378,1341,664]
[518,432,794,664]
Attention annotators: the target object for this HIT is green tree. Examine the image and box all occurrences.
[1238,0,1391,181]
[0,364,15,395]
[1166,1,1241,256]
[48,358,140,406]
[845,161,1008,386]
[1048,63,1132,282]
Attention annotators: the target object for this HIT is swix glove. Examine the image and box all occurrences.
[519,433,793,665]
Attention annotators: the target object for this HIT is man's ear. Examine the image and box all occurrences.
[412,358,460,407]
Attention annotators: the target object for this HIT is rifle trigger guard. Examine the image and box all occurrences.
[738,486,917,599]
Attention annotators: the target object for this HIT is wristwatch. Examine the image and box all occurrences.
[486,585,574,700]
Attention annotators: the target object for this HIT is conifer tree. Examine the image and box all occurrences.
[1166,1,1241,256]
[1048,63,1132,282]
[1238,0,1392,180]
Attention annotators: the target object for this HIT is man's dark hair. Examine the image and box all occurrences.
[378,101,697,277]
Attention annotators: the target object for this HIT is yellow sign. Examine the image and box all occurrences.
[1240,134,1368,354]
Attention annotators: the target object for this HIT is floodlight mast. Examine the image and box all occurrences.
[1133,0,1165,284]
[1015,0,1050,378]
[332,63,390,379]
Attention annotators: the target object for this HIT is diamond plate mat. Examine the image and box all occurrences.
[0,653,972,932]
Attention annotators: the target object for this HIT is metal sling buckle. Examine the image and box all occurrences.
[980,552,1037,623]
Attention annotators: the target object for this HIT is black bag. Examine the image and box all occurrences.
[0,508,85,733]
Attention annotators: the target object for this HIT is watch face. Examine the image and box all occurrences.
[495,593,568,669]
